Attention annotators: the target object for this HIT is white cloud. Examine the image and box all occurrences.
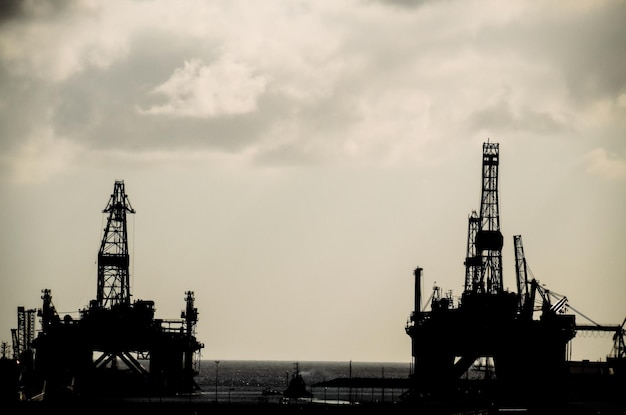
[584,148,626,181]
[138,58,267,118]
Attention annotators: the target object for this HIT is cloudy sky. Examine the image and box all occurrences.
[1,0,624,363]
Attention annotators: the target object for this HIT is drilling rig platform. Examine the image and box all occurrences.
[404,142,625,409]
[7,180,204,402]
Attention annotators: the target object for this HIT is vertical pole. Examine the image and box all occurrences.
[349,360,352,404]
[214,360,220,403]
[381,366,385,402]
[414,267,422,313]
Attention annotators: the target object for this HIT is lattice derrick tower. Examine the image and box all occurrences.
[472,141,503,295]
[97,180,136,309]
[464,210,481,293]
[13,306,35,358]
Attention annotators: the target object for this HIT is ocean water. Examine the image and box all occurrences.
[188,360,412,405]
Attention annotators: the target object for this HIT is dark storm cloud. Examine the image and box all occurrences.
[0,0,23,22]
[1,1,625,180]
[473,2,626,104]
[555,4,626,103]
[0,1,80,153]
[0,0,74,23]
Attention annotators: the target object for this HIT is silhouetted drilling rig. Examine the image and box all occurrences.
[10,180,204,401]
[404,142,625,404]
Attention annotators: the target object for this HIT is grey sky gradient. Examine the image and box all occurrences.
[1,0,624,363]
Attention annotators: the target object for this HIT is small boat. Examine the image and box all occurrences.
[283,362,313,399]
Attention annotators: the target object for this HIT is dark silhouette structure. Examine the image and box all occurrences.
[283,362,313,400]
[14,180,204,401]
[3,147,623,411]
[404,142,624,406]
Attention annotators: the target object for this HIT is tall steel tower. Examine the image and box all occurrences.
[97,180,136,308]
[475,142,503,294]
[13,307,35,358]
[463,210,481,293]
